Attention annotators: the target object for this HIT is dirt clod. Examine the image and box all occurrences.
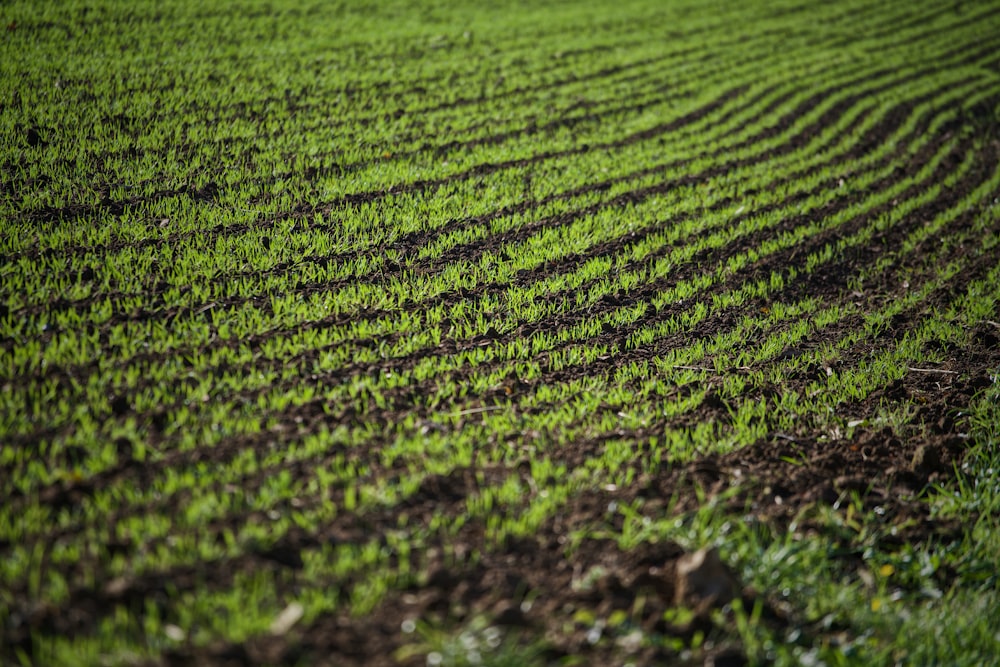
[674,548,740,608]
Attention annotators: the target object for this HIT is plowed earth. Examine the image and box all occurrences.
[159,338,999,667]
[7,120,1000,666]
[3,1,1000,665]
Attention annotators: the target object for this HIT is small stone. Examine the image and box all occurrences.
[104,576,130,598]
[674,548,739,607]
[269,602,304,635]
[616,629,643,653]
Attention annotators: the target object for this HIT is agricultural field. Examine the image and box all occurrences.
[3,0,1000,664]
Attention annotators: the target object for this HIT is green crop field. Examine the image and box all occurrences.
[3,0,1000,664]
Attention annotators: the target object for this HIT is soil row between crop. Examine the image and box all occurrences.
[5,129,992,560]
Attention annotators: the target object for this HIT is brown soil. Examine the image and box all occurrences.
[4,17,1000,667]
[143,319,998,667]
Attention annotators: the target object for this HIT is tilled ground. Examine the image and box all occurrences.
[4,2,1000,665]
[6,127,1000,665]
[150,323,1000,667]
